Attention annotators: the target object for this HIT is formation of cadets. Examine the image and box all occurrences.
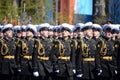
[0,22,120,80]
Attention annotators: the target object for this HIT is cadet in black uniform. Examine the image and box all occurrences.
[76,22,101,80]
[92,24,105,80]
[17,24,37,80]
[72,23,83,80]
[111,25,120,80]
[52,23,75,80]
[12,25,22,80]
[115,25,120,80]
[16,25,27,77]
[99,24,117,80]
[33,23,53,80]
[0,24,17,80]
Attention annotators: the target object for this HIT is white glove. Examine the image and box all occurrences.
[18,69,21,72]
[115,70,117,75]
[97,69,102,76]
[33,71,39,77]
[73,69,76,74]
[55,70,59,73]
[76,74,83,78]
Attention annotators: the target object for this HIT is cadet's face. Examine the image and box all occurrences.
[26,31,34,37]
[41,30,48,38]
[93,30,100,38]
[73,32,77,38]
[0,32,3,38]
[58,32,62,38]
[21,31,26,37]
[48,31,53,36]
[54,32,58,37]
[104,31,112,39]
[77,31,84,38]
[85,29,93,38]
[112,33,117,38]
[5,30,13,38]
[16,33,21,38]
[62,30,70,37]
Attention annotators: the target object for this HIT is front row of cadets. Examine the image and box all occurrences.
[0,22,120,80]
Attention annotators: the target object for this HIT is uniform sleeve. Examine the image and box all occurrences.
[15,40,22,68]
[95,40,102,69]
[76,41,83,74]
[113,41,118,70]
[51,40,59,70]
[32,39,39,72]
[70,40,76,69]
[95,41,101,70]
[51,40,59,62]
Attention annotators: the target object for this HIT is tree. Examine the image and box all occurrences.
[0,0,18,24]
[20,0,54,24]
[0,0,54,24]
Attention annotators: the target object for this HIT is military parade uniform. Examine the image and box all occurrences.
[52,38,75,80]
[0,24,17,80]
[76,22,101,80]
[32,24,53,80]
[16,24,37,80]
[0,22,119,80]
[52,23,76,80]
[98,24,118,80]
[76,37,101,80]
[71,36,79,80]
[94,36,118,80]
[16,37,35,80]
[113,38,119,80]
[33,37,53,80]
[98,36,117,80]
[0,37,17,75]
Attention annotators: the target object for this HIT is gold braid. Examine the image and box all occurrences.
[0,39,9,56]
[81,39,89,57]
[36,39,45,56]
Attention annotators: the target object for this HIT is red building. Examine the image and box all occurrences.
[58,0,75,24]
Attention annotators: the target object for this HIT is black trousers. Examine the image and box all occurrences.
[19,75,33,80]
[0,74,16,80]
[56,76,73,80]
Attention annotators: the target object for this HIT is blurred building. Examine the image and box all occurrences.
[58,0,75,24]
[109,0,120,24]
[1,0,112,24]
[93,0,106,16]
